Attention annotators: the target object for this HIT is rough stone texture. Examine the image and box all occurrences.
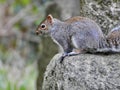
[54,0,80,20]
[80,0,120,34]
[42,53,120,90]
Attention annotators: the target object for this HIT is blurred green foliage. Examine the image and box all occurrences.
[0,0,5,3]
[0,0,59,89]
[0,0,48,90]
[0,64,37,90]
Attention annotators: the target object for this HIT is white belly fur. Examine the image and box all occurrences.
[52,37,63,52]
[71,36,79,48]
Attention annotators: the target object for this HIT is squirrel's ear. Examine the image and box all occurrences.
[47,14,53,24]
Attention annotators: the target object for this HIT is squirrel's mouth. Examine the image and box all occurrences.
[36,30,49,36]
[36,31,39,35]
[36,30,43,35]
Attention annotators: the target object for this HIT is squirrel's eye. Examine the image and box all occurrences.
[41,24,46,28]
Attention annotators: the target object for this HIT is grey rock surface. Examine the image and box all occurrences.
[79,0,120,34]
[54,0,80,20]
[42,53,120,90]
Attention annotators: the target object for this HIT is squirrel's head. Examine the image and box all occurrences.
[36,14,54,35]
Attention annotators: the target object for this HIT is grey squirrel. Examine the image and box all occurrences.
[36,14,120,62]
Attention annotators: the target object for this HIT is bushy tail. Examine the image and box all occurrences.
[96,25,120,54]
[77,26,120,54]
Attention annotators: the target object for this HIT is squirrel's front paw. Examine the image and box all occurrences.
[59,52,80,63]
[59,53,68,63]
[67,51,79,56]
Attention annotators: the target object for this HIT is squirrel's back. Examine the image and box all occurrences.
[65,16,85,23]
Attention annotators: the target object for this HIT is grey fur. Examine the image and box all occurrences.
[49,18,108,54]
[106,25,120,52]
